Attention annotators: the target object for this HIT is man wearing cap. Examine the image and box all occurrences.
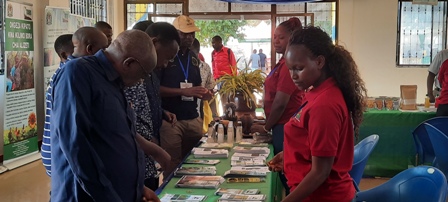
[157,15,211,178]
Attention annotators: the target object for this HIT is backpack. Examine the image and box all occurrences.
[212,48,232,63]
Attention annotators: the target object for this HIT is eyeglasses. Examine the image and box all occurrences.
[132,58,150,77]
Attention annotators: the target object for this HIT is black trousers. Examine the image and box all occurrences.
[436,104,448,116]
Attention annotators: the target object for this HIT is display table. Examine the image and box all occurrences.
[156,143,283,202]
[359,110,435,178]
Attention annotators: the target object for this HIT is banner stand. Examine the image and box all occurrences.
[0,165,7,174]
[3,151,40,170]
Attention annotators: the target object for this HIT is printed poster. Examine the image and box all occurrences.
[2,0,38,168]
[43,7,70,90]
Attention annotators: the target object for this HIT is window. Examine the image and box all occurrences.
[127,4,154,30]
[70,0,107,22]
[397,1,447,66]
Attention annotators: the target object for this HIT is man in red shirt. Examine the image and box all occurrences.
[211,35,237,116]
[211,35,237,80]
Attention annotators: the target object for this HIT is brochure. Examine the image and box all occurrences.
[215,188,260,196]
[192,148,229,158]
[231,159,266,167]
[199,142,233,150]
[175,175,225,189]
[233,146,270,154]
[160,193,207,202]
[174,166,216,177]
[226,177,266,183]
[218,194,266,201]
[184,159,220,165]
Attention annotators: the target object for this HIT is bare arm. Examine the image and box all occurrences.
[282,156,334,202]
[136,135,171,171]
[253,92,290,134]
[427,72,437,103]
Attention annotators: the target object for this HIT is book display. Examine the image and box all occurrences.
[157,139,282,202]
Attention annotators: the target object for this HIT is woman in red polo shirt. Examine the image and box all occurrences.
[252,17,304,194]
[268,26,367,202]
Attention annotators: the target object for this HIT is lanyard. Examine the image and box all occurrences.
[268,62,282,77]
[177,53,190,82]
[292,101,308,118]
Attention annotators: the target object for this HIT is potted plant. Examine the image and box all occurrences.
[216,64,265,117]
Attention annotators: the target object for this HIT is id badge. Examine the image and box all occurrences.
[180,82,194,101]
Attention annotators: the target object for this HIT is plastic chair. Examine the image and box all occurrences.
[412,117,448,166]
[356,166,447,202]
[425,123,448,177]
[349,134,379,185]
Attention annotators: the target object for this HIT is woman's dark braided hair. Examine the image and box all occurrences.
[289,26,367,138]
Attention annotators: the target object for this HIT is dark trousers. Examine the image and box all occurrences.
[272,124,290,195]
[436,104,448,116]
[144,177,159,191]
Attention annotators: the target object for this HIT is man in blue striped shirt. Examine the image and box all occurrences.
[41,27,108,177]
[42,33,74,176]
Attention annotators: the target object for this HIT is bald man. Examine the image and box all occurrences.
[72,26,108,58]
[50,30,159,202]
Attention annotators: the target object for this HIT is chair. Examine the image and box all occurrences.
[356,166,447,202]
[425,123,448,177]
[412,117,448,166]
[349,134,379,185]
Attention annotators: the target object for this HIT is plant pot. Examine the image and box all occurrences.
[240,113,254,135]
[230,91,256,118]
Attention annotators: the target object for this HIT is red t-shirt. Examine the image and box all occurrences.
[436,60,448,106]
[264,58,303,124]
[283,77,355,202]
[212,47,237,79]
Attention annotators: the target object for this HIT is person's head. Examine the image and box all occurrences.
[95,21,113,46]
[253,49,257,54]
[285,26,367,136]
[105,30,157,87]
[132,20,154,32]
[173,15,200,49]
[72,27,108,57]
[191,38,201,55]
[54,34,74,62]
[145,22,180,68]
[211,35,223,51]
[259,49,263,53]
[274,17,302,55]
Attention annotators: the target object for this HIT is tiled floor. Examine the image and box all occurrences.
[0,160,388,201]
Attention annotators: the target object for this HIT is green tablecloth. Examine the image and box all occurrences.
[157,144,283,202]
[359,110,435,177]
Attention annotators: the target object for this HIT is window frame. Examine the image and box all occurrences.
[396,0,447,67]
[70,0,107,22]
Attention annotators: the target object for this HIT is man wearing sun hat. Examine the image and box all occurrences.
[157,15,212,178]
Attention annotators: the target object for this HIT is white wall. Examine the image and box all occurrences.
[339,0,428,103]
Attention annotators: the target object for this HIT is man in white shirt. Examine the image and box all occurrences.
[248,49,261,71]
[427,49,448,102]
